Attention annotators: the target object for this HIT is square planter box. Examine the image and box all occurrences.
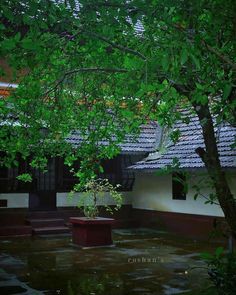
[70,217,114,247]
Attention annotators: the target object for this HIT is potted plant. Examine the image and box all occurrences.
[69,178,123,247]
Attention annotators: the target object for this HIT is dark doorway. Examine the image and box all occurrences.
[29,159,56,211]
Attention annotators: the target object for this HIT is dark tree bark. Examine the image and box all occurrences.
[193,102,236,238]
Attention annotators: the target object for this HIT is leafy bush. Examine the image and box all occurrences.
[201,247,236,295]
[69,178,123,218]
[16,173,32,182]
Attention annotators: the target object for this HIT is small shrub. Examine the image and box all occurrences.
[69,177,123,218]
[201,247,236,295]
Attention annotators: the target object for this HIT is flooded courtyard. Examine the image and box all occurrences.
[0,228,218,295]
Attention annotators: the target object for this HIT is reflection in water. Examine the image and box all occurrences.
[0,229,222,294]
[67,273,123,295]
[27,253,57,271]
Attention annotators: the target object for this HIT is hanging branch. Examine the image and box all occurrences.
[84,31,147,61]
[44,67,128,96]
[201,40,236,71]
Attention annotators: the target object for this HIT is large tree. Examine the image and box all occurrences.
[0,0,236,235]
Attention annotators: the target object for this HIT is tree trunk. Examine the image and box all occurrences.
[193,103,236,238]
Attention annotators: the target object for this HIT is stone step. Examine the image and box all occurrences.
[27,210,81,220]
[26,218,65,228]
[32,226,70,235]
[27,211,63,219]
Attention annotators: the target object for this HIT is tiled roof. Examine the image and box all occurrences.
[130,111,236,170]
[0,82,18,97]
[66,122,160,154]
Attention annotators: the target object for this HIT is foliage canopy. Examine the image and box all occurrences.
[0,0,236,232]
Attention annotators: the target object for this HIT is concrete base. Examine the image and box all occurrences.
[131,208,227,240]
[0,225,32,237]
[70,217,114,247]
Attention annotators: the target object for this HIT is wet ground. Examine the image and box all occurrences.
[0,228,219,295]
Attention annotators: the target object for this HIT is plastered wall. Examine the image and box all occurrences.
[1,171,235,216]
[0,191,132,209]
[131,172,236,217]
[56,191,132,207]
[0,193,29,208]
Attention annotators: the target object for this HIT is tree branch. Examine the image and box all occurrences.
[202,40,236,71]
[198,191,220,206]
[85,31,147,61]
[195,146,208,165]
[170,23,236,71]
[44,67,128,96]
[82,2,139,11]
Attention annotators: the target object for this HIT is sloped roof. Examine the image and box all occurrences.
[66,122,160,154]
[130,111,236,170]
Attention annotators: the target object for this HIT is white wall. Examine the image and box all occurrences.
[2,171,235,216]
[0,193,29,208]
[0,190,131,209]
[131,172,236,217]
[56,191,132,207]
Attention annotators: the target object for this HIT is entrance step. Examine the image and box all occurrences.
[32,226,70,235]
[26,217,71,235]
[26,218,65,228]
[27,211,63,219]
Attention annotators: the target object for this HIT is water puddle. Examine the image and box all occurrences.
[0,228,218,294]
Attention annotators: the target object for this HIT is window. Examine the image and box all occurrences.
[172,172,187,200]
[57,158,80,192]
[0,161,9,193]
[0,166,8,178]
[100,155,136,191]
[101,156,121,175]
[0,199,7,207]
[0,151,8,179]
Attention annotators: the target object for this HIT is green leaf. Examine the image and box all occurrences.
[223,83,232,100]
[215,247,224,258]
[16,173,32,182]
[191,54,200,70]
[196,83,204,90]
[69,0,76,9]
[21,38,39,50]
[1,38,16,50]
[193,91,208,104]
[0,24,5,30]
[193,193,198,200]
[161,55,169,71]
[180,48,188,65]
[170,129,181,143]
[14,32,21,42]
[201,252,214,261]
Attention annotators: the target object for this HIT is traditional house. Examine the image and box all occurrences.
[0,74,235,238]
[0,123,159,211]
[0,83,161,235]
[0,68,159,214]
[129,110,236,237]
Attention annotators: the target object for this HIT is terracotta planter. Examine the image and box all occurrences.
[69,217,114,247]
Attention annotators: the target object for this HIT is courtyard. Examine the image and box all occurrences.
[0,1,236,294]
[0,228,219,295]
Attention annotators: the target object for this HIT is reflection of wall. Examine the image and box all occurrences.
[131,172,236,217]
[0,193,29,208]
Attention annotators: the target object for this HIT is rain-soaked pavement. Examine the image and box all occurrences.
[0,228,219,295]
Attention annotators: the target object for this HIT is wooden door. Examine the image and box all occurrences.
[29,159,56,211]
